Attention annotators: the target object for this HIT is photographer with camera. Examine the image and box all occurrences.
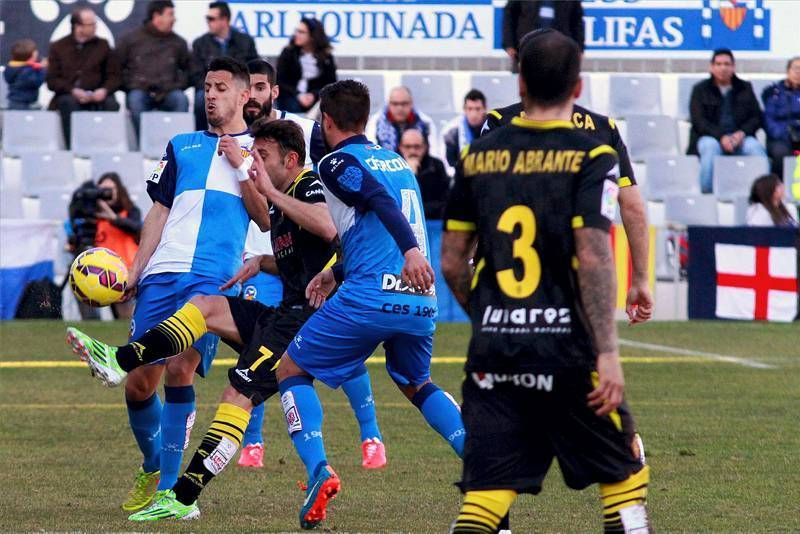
[763,57,800,178]
[69,172,142,318]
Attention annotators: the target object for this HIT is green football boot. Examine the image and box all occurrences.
[121,468,161,512]
[128,490,200,521]
[66,326,127,386]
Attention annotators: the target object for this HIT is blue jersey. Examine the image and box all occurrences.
[318,135,436,333]
[144,130,254,282]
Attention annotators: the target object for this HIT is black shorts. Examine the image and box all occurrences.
[225,297,310,406]
[460,369,644,494]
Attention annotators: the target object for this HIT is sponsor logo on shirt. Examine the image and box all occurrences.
[381,273,436,296]
[480,305,572,335]
[472,372,554,392]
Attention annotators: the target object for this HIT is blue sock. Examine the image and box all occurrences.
[411,383,465,458]
[279,376,327,482]
[126,393,162,473]
[159,385,196,490]
[341,365,382,442]
[242,402,265,446]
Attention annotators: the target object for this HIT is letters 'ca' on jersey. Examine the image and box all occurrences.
[483,102,636,188]
[445,117,620,372]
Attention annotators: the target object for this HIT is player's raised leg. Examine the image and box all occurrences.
[238,402,266,467]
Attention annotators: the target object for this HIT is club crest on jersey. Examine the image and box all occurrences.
[339,166,364,192]
[243,285,257,301]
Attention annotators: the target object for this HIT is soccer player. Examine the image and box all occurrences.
[67,119,338,521]
[272,80,465,530]
[66,56,270,512]
[442,30,651,533]
[482,30,653,328]
[232,59,387,470]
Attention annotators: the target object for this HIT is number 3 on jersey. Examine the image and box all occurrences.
[496,205,541,298]
[401,189,428,257]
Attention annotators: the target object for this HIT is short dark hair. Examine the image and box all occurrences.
[787,56,800,70]
[712,48,735,63]
[319,80,371,132]
[250,119,307,164]
[518,29,581,108]
[247,58,276,86]
[207,56,250,88]
[209,1,231,20]
[464,89,486,106]
[70,6,94,29]
[147,0,174,22]
[10,39,36,62]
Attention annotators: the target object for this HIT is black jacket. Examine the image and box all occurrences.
[116,23,190,94]
[502,0,585,50]
[688,75,762,155]
[276,45,337,100]
[190,29,258,89]
[415,154,451,220]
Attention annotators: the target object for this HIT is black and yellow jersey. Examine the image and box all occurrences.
[482,102,636,188]
[444,117,620,372]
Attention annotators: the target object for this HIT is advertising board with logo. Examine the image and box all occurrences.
[2,1,795,63]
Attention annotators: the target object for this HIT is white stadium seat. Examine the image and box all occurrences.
[140,111,194,159]
[609,75,662,117]
[712,155,770,201]
[664,194,718,226]
[21,151,76,194]
[71,111,129,157]
[645,155,701,201]
[2,111,64,156]
[625,115,680,161]
[401,73,456,114]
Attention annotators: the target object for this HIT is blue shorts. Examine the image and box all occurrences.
[241,272,283,307]
[286,292,434,389]
[130,272,237,377]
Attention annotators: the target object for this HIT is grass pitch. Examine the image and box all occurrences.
[0,320,798,532]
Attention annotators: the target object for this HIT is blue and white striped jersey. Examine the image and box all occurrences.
[143,130,254,281]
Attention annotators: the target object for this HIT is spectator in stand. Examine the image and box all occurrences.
[117,0,190,136]
[190,1,258,130]
[276,18,337,114]
[93,172,143,318]
[398,128,450,220]
[4,39,46,110]
[502,1,584,71]
[746,174,798,227]
[442,89,487,169]
[688,48,766,194]
[46,6,120,147]
[762,57,800,177]
[367,86,434,153]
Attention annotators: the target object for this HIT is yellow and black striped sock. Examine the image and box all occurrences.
[451,489,517,533]
[117,302,207,371]
[600,465,651,533]
[173,403,250,505]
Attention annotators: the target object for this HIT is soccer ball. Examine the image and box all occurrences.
[69,247,129,307]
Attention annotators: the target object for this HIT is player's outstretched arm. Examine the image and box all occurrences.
[619,185,654,324]
[123,201,169,301]
[575,226,624,416]
[441,230,477,311]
